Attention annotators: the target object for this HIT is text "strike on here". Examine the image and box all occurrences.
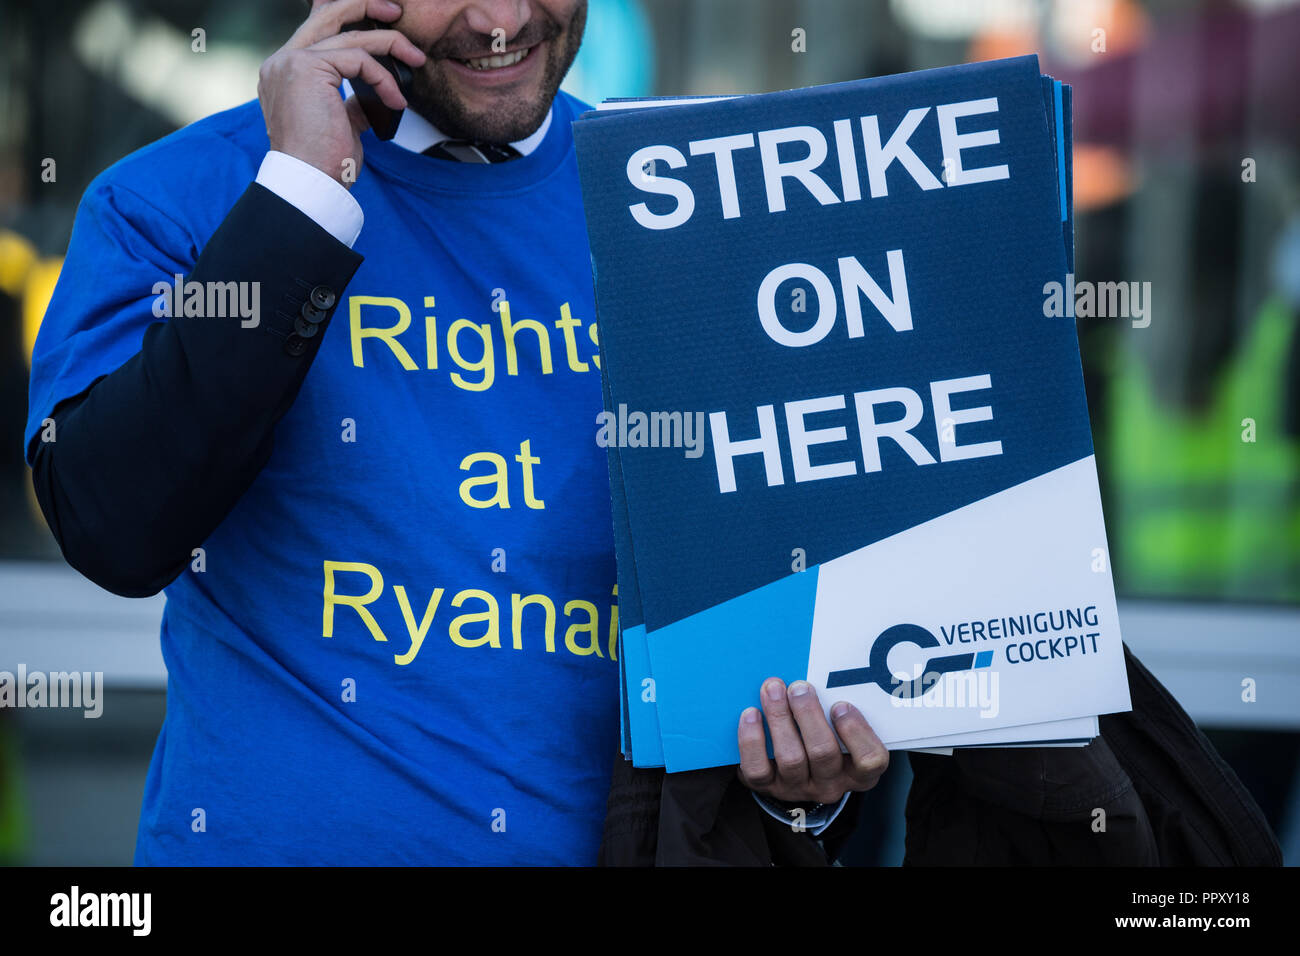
[615,97,1021,494]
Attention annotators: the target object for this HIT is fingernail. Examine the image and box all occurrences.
[764,679,785,701]
[788,680,811,698]
[831,702,852,720]
[742,707,761,724]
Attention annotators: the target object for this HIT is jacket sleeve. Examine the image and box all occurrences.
[29,182,363,597]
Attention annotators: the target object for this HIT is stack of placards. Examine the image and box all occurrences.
[573,55,1132,772]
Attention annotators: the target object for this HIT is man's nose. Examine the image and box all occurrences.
[462,0,533,43]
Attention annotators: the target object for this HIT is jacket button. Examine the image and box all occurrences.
[284,334,307,356]
[301,301,327,325]
[310,286,336,310]
[294,315,319,338]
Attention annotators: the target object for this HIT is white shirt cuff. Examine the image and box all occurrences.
[751,791,852,837]
[255,151,364,248]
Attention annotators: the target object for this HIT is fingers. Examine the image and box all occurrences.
[291,0,403,50]
[831,700,889,787]
[262,26,427,120]
[315,48,409,110]
[785,680,843,784]
[309,28,427,70]
[737,683,890,804]
[736,706,776,791]
[759,678,809,785]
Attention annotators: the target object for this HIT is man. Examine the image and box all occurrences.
[25,0,887,865]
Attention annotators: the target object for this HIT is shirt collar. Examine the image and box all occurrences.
[391,103,553,156]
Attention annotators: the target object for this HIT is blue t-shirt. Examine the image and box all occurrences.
[24,92,621,864]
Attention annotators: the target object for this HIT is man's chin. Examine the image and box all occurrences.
[418,100,549,145]
[410,94,546,144]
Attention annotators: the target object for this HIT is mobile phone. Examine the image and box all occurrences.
[344,18,414,141]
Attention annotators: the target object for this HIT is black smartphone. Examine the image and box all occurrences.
[344,18,414,141]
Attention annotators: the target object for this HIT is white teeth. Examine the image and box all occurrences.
[462,48,528,70]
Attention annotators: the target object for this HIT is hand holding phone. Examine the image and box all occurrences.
[258,0,425,187]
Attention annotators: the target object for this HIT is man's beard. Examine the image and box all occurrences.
[408,3,587,145]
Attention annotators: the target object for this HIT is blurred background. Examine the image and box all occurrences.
[0,0,1297,865]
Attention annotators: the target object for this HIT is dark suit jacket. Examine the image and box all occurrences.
[598,645,1282,866]
[30,184,361,597]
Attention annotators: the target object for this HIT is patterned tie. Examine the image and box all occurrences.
[422,139,521,163]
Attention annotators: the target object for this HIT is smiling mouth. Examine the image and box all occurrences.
[454,45,536,71]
